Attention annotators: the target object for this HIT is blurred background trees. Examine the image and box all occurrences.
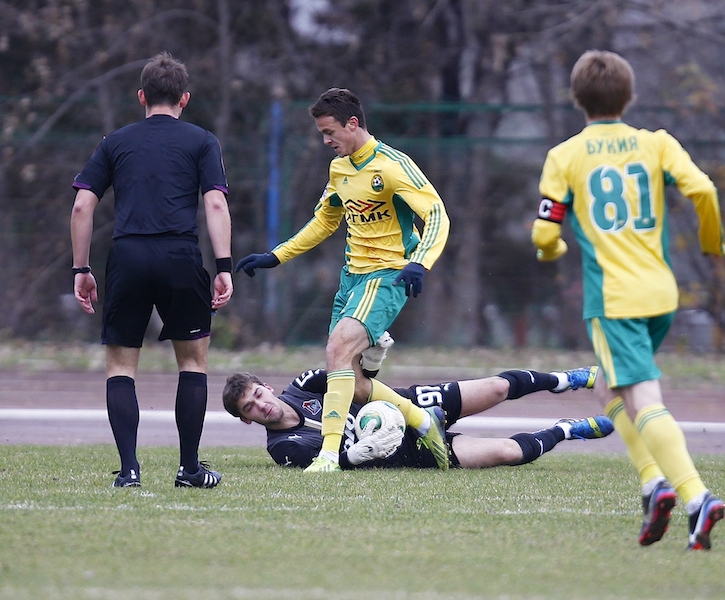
[2,0,725,351]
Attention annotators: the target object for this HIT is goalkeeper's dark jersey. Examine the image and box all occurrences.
[266,369,463,469]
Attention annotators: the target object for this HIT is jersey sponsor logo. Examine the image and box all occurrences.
[302,399,322,415]
[537,197,565,223]
[344,198,391,224]
[371,174,384,192]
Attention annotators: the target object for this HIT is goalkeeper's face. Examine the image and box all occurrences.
[235,383,286,427]
[315,115,360,157]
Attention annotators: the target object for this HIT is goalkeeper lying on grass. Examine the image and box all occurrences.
[222,337,612,470]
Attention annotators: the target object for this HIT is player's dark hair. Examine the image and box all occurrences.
[309,87,367,129]
[570,50,635,118]
[222,372,265,419]
[140,51,189,108]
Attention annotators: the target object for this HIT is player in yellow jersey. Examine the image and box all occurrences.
[236,88,451,472]
[532,50,724,550]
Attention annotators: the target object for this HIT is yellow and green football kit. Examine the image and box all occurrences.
[532,121,724,386]
[533,120,725,509]
[272,136,449,342]
[273,136,449,464]
[534,120,723,321]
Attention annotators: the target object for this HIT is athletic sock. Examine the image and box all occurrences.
[106,375,140,476]
[605,396,663,487]
[686,491,710,515]
[510,427,564,465]
[635,404,706,505]
[369,378,428,430]
[497,370,560,399]
[321,369,356,455]
[175,371,208,473]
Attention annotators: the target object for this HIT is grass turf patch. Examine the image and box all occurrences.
[0,446,724,599]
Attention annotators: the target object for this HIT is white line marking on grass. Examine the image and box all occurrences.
[0,408,238,422]
[452,415,725,434]
[2,409,724,434]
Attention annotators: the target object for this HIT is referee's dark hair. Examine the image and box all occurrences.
[141,51,189,108]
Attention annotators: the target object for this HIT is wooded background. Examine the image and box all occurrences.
[2,0,725,350]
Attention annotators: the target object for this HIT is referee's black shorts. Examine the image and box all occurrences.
[102,235,212,347]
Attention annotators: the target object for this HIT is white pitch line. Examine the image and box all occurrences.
[1,408,724,434]
[0,408,237,423]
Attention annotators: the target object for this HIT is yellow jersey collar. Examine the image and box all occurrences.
[586,119,623,126]
[349,137,379,170]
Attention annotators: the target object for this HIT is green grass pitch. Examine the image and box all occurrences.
[1,445,724,599]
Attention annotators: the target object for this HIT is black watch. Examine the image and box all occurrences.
[72,266,92,275]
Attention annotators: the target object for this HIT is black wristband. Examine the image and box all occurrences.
[215,257,233,274]
[72,266,91,275]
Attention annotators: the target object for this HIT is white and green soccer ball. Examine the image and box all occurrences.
[354,401,406,440]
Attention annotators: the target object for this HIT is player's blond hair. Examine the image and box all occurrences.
[570,50,635,118]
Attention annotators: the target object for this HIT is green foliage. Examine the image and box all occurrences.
[1,446,724,599]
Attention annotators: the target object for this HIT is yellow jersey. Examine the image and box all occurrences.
[273,137,449,274]
[532,121,723,319]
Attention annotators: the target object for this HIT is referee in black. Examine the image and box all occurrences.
[70,52,233,489]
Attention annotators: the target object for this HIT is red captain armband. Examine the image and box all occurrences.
[537,197,566,224]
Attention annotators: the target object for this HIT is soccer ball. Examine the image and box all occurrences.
[354,401,406,440]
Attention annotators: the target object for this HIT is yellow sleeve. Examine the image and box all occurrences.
[272,184,345,264]
[660,131,724,256]
[408,199,450,269]
[531,219,568,261]
[393,166,450,270]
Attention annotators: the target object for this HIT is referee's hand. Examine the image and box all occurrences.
[74,272,98,314]
[212,272,233,309]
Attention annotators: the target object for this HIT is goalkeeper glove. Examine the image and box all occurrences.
[235,253,280,277]
[393,262,426,297]
[346,423,405,465]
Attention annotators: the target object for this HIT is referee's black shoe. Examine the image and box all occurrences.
[111,469,140,488]
[174,463,222,488]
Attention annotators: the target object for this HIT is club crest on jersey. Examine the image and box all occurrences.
[302,399,322,415]
[371,174,384,192]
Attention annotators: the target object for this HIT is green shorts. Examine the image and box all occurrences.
[329,267,408,345]
[586,313,675,388]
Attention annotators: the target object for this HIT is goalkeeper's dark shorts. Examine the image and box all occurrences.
[102,235,212,347]
[386,380,464,468]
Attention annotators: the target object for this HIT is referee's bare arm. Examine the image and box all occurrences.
[203,189,234,309]
[70,189,100,314]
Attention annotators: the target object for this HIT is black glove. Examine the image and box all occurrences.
[234,253,280,277]
[393,262,426,297]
